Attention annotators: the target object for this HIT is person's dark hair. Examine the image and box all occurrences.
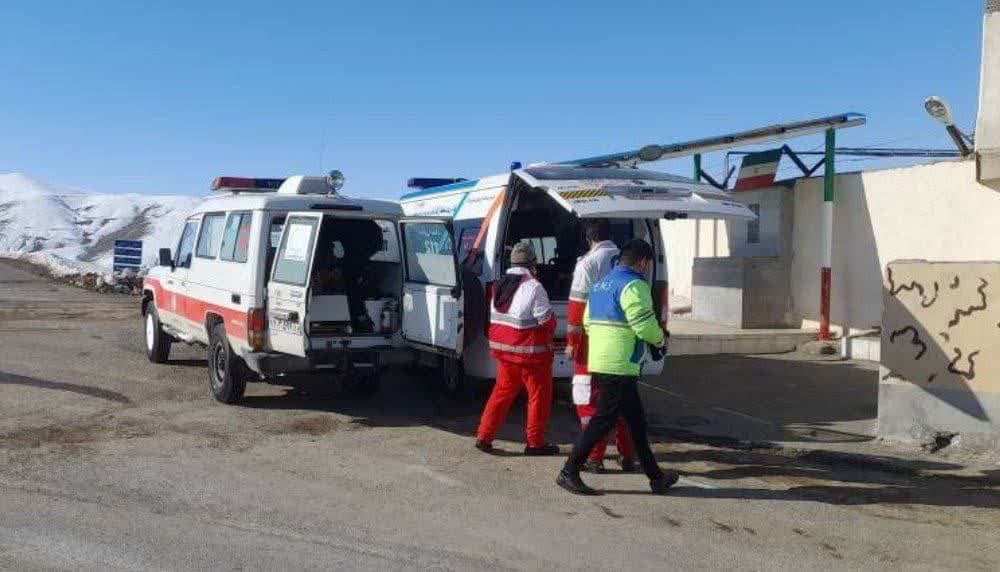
[618,239,654,267]
[583,219,611,244]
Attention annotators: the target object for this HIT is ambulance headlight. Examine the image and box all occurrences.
[326,170,345,192]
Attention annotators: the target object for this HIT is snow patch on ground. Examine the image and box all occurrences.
[0,172,202,276]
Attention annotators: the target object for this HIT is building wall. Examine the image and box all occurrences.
[796,160,1000,334]
[879,260,1000,449]
[662,159,1000,333]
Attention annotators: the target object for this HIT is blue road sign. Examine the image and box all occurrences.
[113,239,143,271]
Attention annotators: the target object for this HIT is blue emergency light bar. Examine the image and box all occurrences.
[406,177,467,190]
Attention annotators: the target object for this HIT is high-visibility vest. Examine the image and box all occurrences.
[585,265,664,376]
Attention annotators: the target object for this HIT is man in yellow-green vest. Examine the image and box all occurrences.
[557,239,679,496]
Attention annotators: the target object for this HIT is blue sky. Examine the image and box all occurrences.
[0,0,986,197]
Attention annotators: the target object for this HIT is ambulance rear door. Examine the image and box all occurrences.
[399,218,463,356]
[513,164,756,221]
[266,212,323,357]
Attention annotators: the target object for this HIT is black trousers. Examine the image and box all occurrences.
[564,373,664,481]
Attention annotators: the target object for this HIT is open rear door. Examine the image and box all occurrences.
[399,218,463,356]
[514,164,756,220]
[266,212,323,357]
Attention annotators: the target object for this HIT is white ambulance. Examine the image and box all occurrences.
[143,173,465,403]
[400,163,755,385]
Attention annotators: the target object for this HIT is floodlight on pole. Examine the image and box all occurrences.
[924,96,972,156]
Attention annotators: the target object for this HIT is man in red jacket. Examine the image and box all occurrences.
[475,242,559,456]
[566,220,636,473]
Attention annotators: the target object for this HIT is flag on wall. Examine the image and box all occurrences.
[733,148,783,191]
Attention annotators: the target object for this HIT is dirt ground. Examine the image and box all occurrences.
[1,259,998,571]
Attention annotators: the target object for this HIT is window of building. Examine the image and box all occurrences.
[219,212,253,263]
[195,213,227,258]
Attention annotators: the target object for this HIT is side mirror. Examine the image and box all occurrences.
[158,248,174,269]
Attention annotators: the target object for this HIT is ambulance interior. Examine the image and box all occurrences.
[501,180,651,301]
[306,217,402,337]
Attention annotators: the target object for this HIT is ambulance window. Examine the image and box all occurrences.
[196,213,227,259]
[219,211,253,263]
[272,217,318,286]
[402,222,456,286]
[175,219,199,269]
[454,219,482,267]
[264,216,286,282]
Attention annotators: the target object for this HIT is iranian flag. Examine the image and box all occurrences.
[733,148,783,191]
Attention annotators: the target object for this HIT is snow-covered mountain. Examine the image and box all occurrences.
[0,172,202,275]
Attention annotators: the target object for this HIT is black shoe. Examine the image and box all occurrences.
[618,456,639,473]
[582,459,606,474]
[556,470,601,496]
[650,471,680,494]
[524,444,559,456]
[475,440,494,454]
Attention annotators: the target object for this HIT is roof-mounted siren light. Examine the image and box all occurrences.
[325,170,345,195]
[211,176,285,193]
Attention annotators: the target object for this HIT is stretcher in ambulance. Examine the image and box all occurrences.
[400,164,756,388]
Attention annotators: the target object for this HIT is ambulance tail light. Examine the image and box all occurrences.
[248,308,266,351]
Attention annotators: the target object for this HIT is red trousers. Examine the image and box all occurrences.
[477,358,553,448]
[576,385,635,462]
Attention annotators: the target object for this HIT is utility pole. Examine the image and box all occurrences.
[819,129,835,340]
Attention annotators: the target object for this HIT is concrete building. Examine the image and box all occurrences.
[661,1,1000,450]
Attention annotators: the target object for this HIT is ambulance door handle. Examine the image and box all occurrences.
[166,279,175,286]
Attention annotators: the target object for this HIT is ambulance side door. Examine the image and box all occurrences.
[266,212,323,357]
[399,218,463,356]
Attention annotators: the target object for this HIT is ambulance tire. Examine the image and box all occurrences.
[208,324,248,404]
[144,305,171,364]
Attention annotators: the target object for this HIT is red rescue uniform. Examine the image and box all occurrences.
[477,267,556,448]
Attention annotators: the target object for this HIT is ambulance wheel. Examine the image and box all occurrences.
[144,305,171,364]
[441,357,465,396]
[208,324,247,404]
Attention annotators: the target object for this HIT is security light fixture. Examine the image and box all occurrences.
[924,96,955,126]
[924,96,972,156]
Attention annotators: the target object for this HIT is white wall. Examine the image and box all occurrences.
[661,159,1000,333]
[660,218,729,302]
[794,160,1000,334]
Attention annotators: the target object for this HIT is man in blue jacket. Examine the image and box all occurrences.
[557,239,679,495]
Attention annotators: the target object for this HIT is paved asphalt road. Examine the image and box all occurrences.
[1,260,998,571]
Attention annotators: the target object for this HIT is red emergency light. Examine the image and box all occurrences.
[211,176,285,192]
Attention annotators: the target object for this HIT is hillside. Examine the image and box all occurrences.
[0,172,202,275]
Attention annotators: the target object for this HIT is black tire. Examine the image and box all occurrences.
[441,357,465,396]
[208,323,247,404]
[144,304,171,363]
